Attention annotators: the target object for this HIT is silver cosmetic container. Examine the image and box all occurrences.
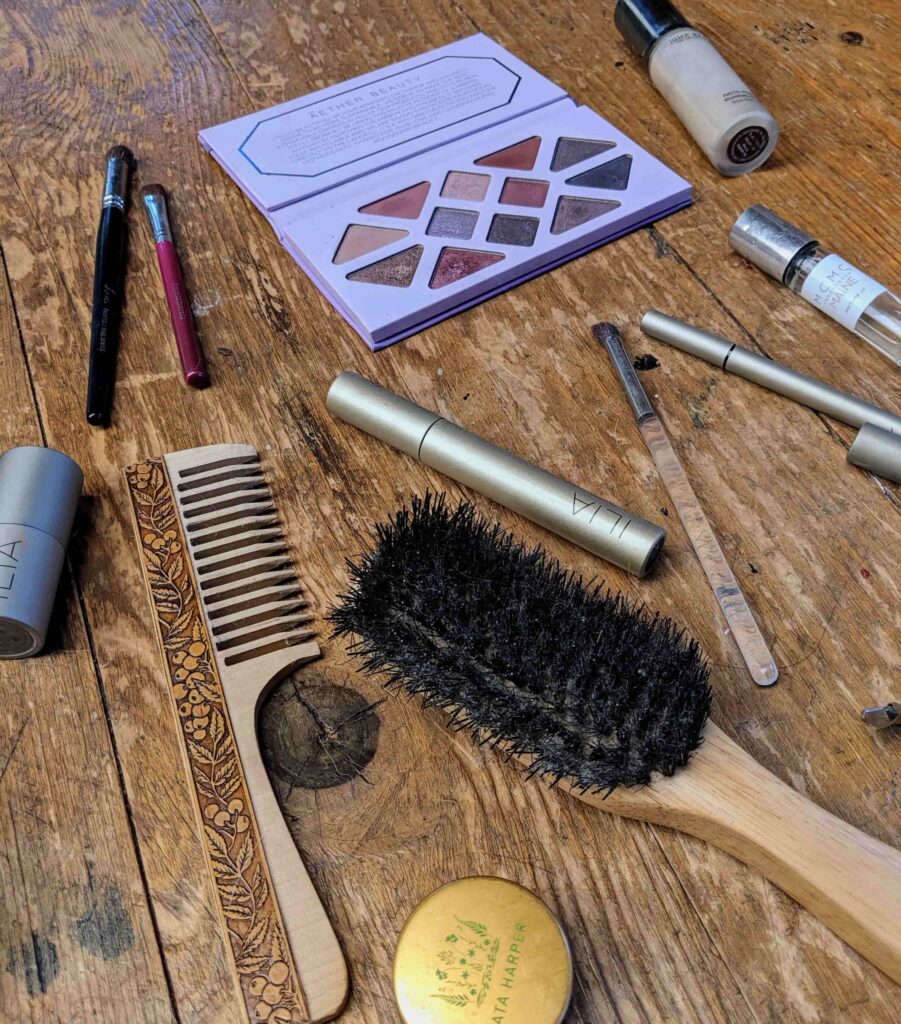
[327,372,666,577]
[847,424,901,483]
[0,447,83,658]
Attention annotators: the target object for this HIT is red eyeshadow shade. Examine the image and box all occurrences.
[499,177,549,208]
[474,136,542,170]
[359,181,430,219]
[430,247,504,289]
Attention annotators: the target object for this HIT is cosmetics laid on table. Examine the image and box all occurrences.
[326,371,665,575]
[331,494,901,985]
[199,34,691,349]
[141,185,211,388]
[614,0,778,175]
[87,145,135,427]
[595,324,778,687]
[0,447,83,659]
[124,444,348,1024]
[730,204,901,366]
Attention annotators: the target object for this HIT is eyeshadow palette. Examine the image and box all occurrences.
[201,34,691,349]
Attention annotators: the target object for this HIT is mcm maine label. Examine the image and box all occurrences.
[431,915,530,1021]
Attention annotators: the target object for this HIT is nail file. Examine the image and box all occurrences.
[124,443,348,1024]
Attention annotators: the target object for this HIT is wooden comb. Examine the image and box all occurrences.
[125,444,349,1024]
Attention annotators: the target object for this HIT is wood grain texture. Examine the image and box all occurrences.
[0,1,898,1022]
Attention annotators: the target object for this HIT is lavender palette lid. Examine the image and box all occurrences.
[200,35,566,213]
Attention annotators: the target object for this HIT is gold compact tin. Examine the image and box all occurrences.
[394,876,573,1024]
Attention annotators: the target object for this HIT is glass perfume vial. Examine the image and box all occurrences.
[730,205,901,366]
[614,0,778,176]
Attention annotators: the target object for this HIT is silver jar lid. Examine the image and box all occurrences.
[729,205,816,282]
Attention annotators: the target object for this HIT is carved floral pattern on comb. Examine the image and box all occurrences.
[126,458,309,1024]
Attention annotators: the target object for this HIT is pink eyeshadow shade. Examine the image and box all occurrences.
[430,247,504,289]
[474,135,542,170]
[499,177,549,208]
[441,171,491,201]
[359,181,430,218]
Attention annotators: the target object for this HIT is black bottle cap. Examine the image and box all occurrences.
[614,0,692,63]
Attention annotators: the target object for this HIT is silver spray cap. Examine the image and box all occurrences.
[0,447,83,658]
[0,446,83,546]
[729,205,816,283]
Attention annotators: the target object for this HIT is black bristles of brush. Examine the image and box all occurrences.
[329,493,712,794]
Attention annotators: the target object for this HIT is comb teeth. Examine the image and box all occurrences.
[173,452,317,665]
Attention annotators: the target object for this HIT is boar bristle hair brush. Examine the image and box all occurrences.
[331,493,901,984]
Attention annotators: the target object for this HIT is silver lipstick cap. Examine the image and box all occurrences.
[729,204,816,283]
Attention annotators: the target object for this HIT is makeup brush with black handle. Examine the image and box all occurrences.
[87,145,134,427]
[331,494,901,984]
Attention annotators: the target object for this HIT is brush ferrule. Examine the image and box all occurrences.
[594,323,655,423]
[141,191,172,243]
[102,152,132,210]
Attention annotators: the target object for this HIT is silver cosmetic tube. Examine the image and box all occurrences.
[641,310,901,436]
[327,372,666,577]
[847,424,901,483]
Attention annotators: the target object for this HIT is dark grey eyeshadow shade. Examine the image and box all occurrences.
[551,137,615,172]
[486,213,540,246]
[565,154,633,191]
[426,207,479,240]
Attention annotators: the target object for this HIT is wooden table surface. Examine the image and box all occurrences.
[1,2,899,1022]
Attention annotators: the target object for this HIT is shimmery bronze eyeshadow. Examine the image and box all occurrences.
[347,245,423,287]
[474,135,542,170]
[429,247,504,289]
[441,171,491,201]
[550,137,615,172]
[499,177,549,208]
[565,154,633,191]
[333,224,409,265]
[426,207,479,240]
[486,213,540,247]
[551,196,620,234]
[359,181,430,218]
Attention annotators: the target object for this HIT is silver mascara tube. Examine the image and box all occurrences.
[327,372,665,576]
[640,310,901,436]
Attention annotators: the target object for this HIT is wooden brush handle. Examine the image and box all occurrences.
[580,724,901,983]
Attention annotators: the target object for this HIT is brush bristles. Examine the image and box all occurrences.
[140,183,167,200]
[330,493,711,793]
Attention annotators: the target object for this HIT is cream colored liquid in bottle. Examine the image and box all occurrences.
[614,0,778,175]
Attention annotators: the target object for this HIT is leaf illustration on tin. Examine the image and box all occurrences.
[455,916,488,937]
[188,739,213,764]
[431,994,470,1007]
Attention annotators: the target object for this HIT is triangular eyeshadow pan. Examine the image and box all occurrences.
[347,245,423,287]
[565,154,633,191]
[551,196,620,235]
[430,247,504,289]
[474,136,542,170]
[333,224,409,265]
[359,181,430,219]
[551,137,615,172]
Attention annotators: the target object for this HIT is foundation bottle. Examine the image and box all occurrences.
[614,0,778,175]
